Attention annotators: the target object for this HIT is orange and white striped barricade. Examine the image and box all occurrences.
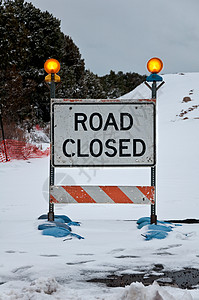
[50,185,155,205]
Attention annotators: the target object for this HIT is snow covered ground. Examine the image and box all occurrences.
[0,73,199,299]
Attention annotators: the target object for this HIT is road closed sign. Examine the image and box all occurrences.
[51,99,155,167]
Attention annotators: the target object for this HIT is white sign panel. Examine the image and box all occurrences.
[51,99,155,167]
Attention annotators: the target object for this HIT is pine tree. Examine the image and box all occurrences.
[0,0,86,124]
[80,70,105,99]
[0,0,146,130]
[99,71,146,98]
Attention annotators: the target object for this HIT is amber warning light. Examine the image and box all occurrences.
[147,57,163,74]
[44,58,60,74]
[44,58,60,82]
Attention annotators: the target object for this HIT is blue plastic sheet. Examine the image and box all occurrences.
[137,217,180,241]
[38,222,71,231]
[148,224,172,232]
[137,221,150,229]
[137,217,150,225]
[38,214,83,239]
[38,214,80,226]
[42,227,84,239]
[142,230,168,241]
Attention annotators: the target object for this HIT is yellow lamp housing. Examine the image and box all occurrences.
[44,58,60,74]
[45,74,61,83]
[147,57,163,74]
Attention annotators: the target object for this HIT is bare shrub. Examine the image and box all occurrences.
[0,122,26,141]
[43,123,50,139]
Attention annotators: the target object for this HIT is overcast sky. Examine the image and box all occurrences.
[27,0,199,76]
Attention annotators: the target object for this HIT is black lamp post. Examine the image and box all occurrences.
[145,57,165,224]
[44,58,61,222]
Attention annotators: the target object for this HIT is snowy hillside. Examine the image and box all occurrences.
[122,72,199,220]
[1,73,199,299]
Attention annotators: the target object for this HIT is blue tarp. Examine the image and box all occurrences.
[38,222,71,231]
[38,214,84,239]
[137,217,181,241]
[38,214,81,226]
[142,230,168,240]
[42,227,84,239]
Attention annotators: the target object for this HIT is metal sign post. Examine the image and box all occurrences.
[145,57,165,224]
[44,58,61,222]
[0,102,8,161]
[48,73,55,222]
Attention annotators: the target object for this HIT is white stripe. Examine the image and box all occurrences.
[50,186,77,203]
[82,186,115,203]
[119,186,151,204]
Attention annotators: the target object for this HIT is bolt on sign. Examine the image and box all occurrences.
[51,99,156,167]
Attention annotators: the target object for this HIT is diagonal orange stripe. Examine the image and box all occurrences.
[50,194,59,203]
[62,186,96,203]
[99,186,133,203]
[137,186,155,202]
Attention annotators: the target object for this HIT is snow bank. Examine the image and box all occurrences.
[115,282,193,300]
[0,278,82,300]
[0,279,193,300]
[0,278,59,299]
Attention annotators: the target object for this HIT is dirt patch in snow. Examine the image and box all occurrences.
[88,266,199,289]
